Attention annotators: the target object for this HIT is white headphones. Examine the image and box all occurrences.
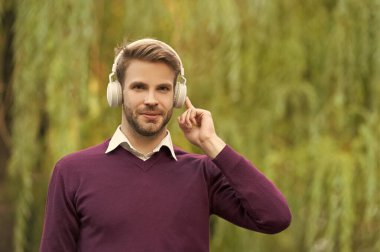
[107,39,187,108]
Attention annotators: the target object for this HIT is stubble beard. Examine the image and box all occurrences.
[123,105,173,137]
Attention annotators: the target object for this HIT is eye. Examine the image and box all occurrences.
[157,85,171,93]
[131,83,146,91]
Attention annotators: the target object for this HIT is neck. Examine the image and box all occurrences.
[120,123,167,155]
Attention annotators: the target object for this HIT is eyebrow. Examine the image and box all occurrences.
[129,81,147,86]
[156,83,173,88]
[129,81,173,87]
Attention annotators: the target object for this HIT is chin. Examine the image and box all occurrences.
[138,128,165,137]
[136,122,166,137]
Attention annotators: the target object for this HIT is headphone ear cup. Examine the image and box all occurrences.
[107,81,123,107]
[173,81,187,108]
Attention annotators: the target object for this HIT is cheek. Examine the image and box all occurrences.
[162,95,174,109]
[123,91,143,106]
[162,93,174,108]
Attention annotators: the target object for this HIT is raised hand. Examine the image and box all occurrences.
[177,97,226,159]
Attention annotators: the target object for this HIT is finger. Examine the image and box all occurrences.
[177,116,190,131]
[178,112,186,124]
[185,109,193,128]
[190,109,198,126]
[185,97,195,110]
[178,112,189,126]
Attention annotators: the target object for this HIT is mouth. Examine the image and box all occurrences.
[139,111,163,121]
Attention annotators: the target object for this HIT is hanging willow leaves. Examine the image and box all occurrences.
[3,0,380,251]
[8,0,94,251]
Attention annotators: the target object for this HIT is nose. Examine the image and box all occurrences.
[144,90,158,106]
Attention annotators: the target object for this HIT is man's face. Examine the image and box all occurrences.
[122,60,175,137]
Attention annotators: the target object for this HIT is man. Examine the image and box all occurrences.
[40,38,291,252]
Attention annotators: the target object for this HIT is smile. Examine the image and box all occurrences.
[140,113,162,120]
[142,112,161,115]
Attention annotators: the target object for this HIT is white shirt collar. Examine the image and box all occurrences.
[105,125,177,161]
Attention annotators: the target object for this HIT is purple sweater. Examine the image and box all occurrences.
[40,140,291,252]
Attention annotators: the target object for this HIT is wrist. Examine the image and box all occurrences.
[199,134,226,159]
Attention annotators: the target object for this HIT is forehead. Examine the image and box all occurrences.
[125,60,175,85]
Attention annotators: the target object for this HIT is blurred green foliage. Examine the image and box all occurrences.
[1,0,379,251]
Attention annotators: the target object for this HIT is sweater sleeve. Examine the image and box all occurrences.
[209,145,291,234]
[40,161,79,251]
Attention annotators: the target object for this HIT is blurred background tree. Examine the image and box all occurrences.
[0,0,379,251]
